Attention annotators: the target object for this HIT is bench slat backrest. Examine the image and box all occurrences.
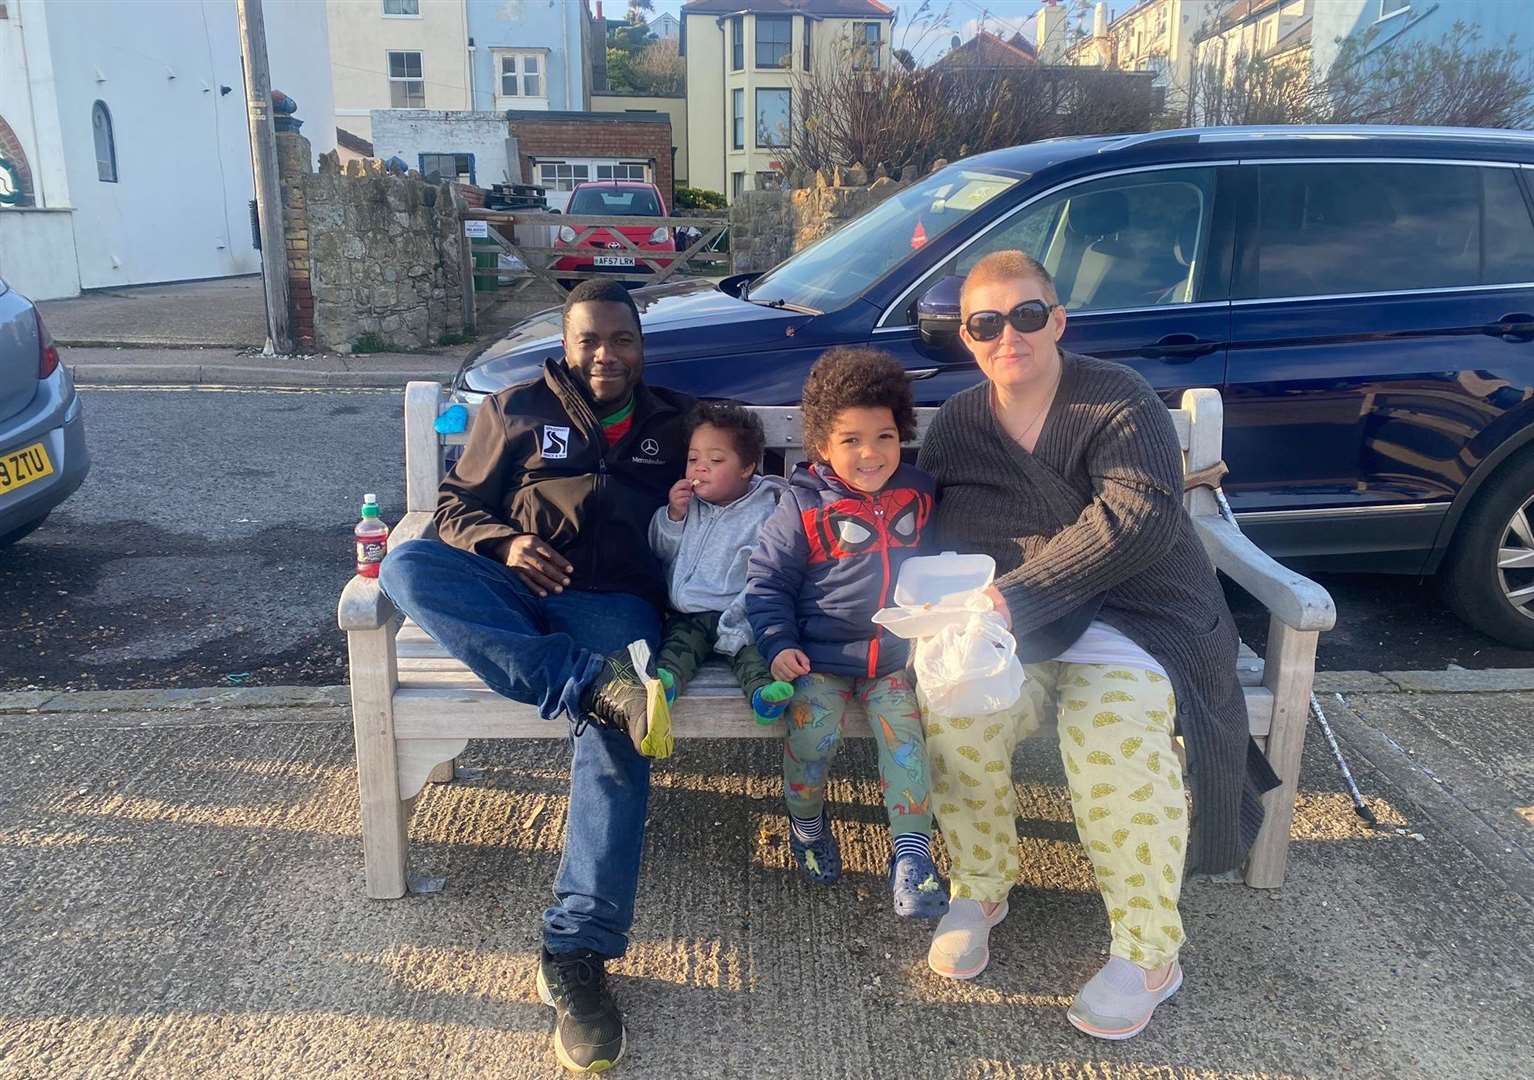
[403,382,1213,516]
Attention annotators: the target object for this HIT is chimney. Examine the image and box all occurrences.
[1036,0,1066,64]
[1093,1,1108,38]
[595,1,604,20]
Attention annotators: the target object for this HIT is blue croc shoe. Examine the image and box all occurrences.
[890,850,950,919]
[788,812,841,885]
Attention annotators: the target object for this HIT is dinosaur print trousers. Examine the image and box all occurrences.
[782,671,934,839]
[924,661,1187,970]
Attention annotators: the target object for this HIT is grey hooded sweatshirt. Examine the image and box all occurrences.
[648,473,787,656]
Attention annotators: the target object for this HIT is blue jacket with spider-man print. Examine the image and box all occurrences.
[744,461,934,679]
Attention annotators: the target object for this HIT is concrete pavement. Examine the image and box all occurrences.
[64,346,460,389]
[0,677,1529,1079]
[39,277,270,348]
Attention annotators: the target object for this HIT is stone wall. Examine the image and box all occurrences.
[277,131,466,353]
[728,162,929,274]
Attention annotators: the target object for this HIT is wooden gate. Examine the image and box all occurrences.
[464,209,729,295]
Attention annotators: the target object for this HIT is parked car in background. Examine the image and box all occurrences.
[552,180,678,285]
[0,278,89,544]
[460,126,1534,648]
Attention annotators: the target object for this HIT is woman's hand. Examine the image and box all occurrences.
[666,478,695,522]
[984,586,1011,628]
[770,649,811,683]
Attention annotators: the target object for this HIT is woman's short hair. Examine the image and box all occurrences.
[960,250,1060,314]
[687,400,765,468]
[800,346,918,459]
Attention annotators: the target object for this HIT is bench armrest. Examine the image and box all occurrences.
[1192,514,1336,633]
[337,512,437,632]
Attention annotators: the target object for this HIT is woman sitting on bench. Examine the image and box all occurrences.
[914,251,1279,1040]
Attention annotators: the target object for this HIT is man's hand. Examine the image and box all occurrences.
[770,648,812,683]
[505,535,574,598]
[666,478,695,522]
[984,585,1011,629]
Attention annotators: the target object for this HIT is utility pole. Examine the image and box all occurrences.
[237,0,292,355]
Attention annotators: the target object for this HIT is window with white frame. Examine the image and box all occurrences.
[387,51,424,108]
[495,50,547,108]
[383,0,419,15]
[538,161,590,192]
[731,88,745,150]
[595,162,649,181]
[1379,0,1410,17]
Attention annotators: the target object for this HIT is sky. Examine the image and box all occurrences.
[643,0,1066,66]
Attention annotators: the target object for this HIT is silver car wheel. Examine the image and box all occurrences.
[1496,493,1534,619]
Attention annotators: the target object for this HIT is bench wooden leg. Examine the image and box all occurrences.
[427,759,456,784]
[348,621,409,899]
[1245,618,1319,888]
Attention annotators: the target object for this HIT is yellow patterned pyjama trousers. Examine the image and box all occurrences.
[923,661,1187,970]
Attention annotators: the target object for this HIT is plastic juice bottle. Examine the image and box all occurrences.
[354,493,389,578]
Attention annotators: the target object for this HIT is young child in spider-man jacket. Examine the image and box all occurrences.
[744,346,947,919]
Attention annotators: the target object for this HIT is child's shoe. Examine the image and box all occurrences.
[657,668,678,705]
[750,681,795,725]
[787,811,841,885]
[1067,956,1183,1041]
[890,849,950,919]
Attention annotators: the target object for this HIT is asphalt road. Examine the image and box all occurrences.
[2,388,1531,692]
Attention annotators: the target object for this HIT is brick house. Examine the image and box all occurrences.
[508,110,674,212]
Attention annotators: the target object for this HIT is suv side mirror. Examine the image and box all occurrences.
[917,275,965,351]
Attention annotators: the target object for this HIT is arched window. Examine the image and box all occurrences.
[92,101,117,182]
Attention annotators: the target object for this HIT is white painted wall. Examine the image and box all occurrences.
[370,110,518,186]
[0,210,80,300]
[18,0,335,290]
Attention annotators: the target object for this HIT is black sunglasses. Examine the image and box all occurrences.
[965,300,1060,342]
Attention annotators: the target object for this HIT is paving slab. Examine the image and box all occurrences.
[0,699,1530,1079]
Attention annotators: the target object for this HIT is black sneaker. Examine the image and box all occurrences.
[536,947,626,1073]
[578,653,649,752]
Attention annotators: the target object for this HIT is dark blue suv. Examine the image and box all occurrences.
[460,125,1534,648]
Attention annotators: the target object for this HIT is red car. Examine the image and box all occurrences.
[553,180,677,283]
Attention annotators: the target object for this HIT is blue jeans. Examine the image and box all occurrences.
[379,538,660,959]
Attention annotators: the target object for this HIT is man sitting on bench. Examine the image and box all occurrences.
[379,278,693,1074]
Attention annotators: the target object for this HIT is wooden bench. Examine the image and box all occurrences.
[339,381,1336,898]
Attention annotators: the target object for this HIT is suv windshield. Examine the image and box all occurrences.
[569,187,661,216]
[745,167,1023,312]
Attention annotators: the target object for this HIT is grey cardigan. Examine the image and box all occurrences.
[916,351,1278,874]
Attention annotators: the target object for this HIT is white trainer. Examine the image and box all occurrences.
[1067,955,1183,1040]
[927,898,1010,980]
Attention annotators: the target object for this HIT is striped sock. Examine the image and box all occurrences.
[892,833,931,864]
[790,812,823,844]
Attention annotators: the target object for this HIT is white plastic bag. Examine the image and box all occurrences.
[872,552,1027,719]
[912,613,1027,718]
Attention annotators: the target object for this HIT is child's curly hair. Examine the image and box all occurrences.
[800,347,918,460]
[687,400,765,468]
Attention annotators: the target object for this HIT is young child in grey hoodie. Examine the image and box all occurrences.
[649,401,796,724]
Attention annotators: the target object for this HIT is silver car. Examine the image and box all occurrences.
[0,278,88,544]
